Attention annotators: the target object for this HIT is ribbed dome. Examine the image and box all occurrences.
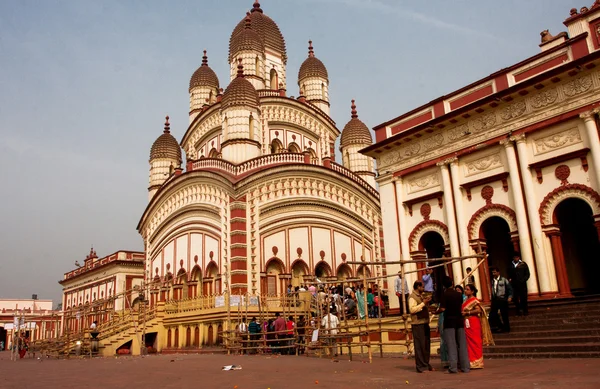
[150,116,182,163]
[340,101,373,148]
[298,41,328,81]
[221,60,260,110]
[230,13,265,58]
[229,2,286,63]
[189,50,220,92]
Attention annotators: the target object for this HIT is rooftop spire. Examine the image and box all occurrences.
[237,58,245,78]
[164,115,170,133]
[351,100,358,119]
[308,40,314,58]
[201,50,208,66]
[245,11,251,28]
[252,1,263,13]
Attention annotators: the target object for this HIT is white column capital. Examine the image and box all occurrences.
[510,133,527,144]
[500,137,514,148]
[580,108,600,122]
[436,156,458,167]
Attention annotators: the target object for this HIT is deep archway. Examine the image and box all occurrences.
[482,216,514,279]
[419,231,446,303]
[555,198,600,294]
[336,264,352,281]
[315,261,332,279]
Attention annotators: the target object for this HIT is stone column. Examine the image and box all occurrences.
[501,138,539,294]
[378,177,402,309]
[544,226,571,296]
[449,159,481,290]
[580,110,600,191]
[513,133,558,294]
[437,158,462,284]
[393,177,417,289]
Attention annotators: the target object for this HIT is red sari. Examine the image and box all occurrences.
[462,297,493,369]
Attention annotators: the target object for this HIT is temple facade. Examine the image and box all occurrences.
[363,2,600,308]
[138,1,382,316]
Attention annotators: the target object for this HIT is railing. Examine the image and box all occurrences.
[164,294,219,315]
[256,89,281,97]
[329,162,379,198]
[191,153,306,176]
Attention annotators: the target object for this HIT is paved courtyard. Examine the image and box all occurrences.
[1,351,599,389]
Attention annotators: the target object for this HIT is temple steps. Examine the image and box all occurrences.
[483,296,600,358]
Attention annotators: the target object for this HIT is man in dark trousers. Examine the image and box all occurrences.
[489,267,513,333]
[509,252,530,316]
[438,276,470,374]
[408,281,433,373]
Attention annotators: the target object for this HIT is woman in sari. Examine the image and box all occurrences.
[461,284,494,369]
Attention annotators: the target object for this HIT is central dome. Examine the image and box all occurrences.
[221,60,260,110]
[230,12,265,59]
[229,1,286,63]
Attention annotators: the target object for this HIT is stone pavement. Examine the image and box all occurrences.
[1,351,599,389]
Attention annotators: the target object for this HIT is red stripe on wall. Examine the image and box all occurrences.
[391,111,432,135]
[514,54,569,83]
[449,84,494,110]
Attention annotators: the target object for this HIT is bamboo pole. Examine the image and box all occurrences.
[361,235,372,364]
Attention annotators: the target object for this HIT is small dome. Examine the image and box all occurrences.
[340,100,373,149]
[230,13,265,59]
[189,50,220,92]
[298,41,328,82]
[150,116,182,163]
[221,60,260,109]
[229,2,287,63]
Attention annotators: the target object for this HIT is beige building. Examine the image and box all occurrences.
[363,3,600,308]
[0,298,59,350]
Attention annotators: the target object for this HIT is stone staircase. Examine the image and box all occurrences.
[484,296,600,358]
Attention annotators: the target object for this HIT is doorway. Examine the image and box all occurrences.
[555,198,600,294]
[420,231,446,303]
[481,217,514,279]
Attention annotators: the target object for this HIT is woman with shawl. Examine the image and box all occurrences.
[461,284,494,369]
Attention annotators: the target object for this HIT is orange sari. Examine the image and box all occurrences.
[462,297,494,369]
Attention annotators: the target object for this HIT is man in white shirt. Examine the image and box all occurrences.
[321,311,340,356]
[395,271,409,315]
[90,321,97,330]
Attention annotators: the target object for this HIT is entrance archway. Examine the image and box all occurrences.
[315,261,331,279]
[481,216,514,279]
[291,260,309,287]
[555,198,600,294]
[419,231,446,303]
[336,264,352,281]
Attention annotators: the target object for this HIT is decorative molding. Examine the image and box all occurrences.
[500,101,527,121]
[467,203,518,240]
[530,88,558,109]
[529,148,590,183]
[563,74,592,97]
[539,183,600,225]
[532,128,582,155]
[408,220,450,252]
[404,191,445,216]
[461,172,510,201]
[407,173,440,194]
[465,153,502,176]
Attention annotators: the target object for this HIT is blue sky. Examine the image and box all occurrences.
[0,0,582,305]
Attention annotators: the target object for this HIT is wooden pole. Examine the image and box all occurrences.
[361,235,372,364]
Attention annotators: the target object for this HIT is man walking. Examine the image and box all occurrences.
[409,281,433,373]
[395,271,409,315]
[438,276,470,374]
[489,267,513,332]
[509,252,530,316]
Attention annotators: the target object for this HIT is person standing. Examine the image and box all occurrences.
[509,253,530,316]
[273,313,287,354]
[489,267,513,333]
[321,310,339,357]
[465,267,476,285]
[438,276,470,374]
[248,317,261,355]
[461,284,494,369]
[422,267,435,300]
[395,271,409,315]
[297,315,306,355]
[409,281,433,373]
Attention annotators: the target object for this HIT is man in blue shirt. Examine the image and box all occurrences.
[422,267,435,301]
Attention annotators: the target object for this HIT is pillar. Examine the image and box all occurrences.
[378,177,402,309]
[513,133,557,294]
[394,177,418,290]
[449,159,481,291]
[501,138,539,293]
[437,158,462,284]
[580,110,600,191]
[544,226,572,296]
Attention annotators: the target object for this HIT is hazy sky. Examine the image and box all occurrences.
[0,0,581,305]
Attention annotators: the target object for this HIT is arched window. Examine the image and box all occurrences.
[255,56,260,76]
[288,142,301,153]
[270,139,284,154]
[343,151,350,167]
[208,148,219,158]
[270,68,278,90]
[249,114,254,140]
[209,90,214,104]
[321,83,326,100]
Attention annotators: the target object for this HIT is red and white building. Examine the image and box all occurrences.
[0,298,60,350]
[59,248,145,333]
[362,3,600,307]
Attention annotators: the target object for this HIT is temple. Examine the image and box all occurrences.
[363,2,600,306]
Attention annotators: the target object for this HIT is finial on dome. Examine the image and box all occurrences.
[245,11,251,28]
[252,1,263,13]
[202,50,208,66]
[351,100,358,119]
[308,40,314,58]
[237,58,245,78]
[164,115,170,133]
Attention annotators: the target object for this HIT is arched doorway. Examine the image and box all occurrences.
[291,260,309,287]
[419,231,446,303]
[207,325,214,346]
[315,261,331,279]
[336,264,352,281]
[555,198,600,294]
[481,217,514,279]
[264,258,285,295]
[194,326,200,347]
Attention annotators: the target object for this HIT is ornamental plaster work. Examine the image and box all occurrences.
[408,220,450,252]
[467,204,518,240]
[407,173,440,194]
[377,72,600,172]
[538,183,600,226]
[184,110,222,159]
[465,153,502,176]
[532,128,582,155]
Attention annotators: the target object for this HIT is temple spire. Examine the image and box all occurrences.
[201,50,208,66]
[308,40,314,58]
[164,115,170,133]
[351,100,358,119]
[237,58,245,78]
[251,1,263,13]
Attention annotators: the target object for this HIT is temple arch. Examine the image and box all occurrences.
[467,203,518,240]
[408,220,450,253]
[539,183,600,226]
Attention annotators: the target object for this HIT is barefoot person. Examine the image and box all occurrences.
[462,284,494,369]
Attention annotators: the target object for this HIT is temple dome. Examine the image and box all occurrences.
[189,50,219,92]
[229,1,286,63]
[230,13,265,58]
[340,100,373,148]
[150,116,182,163]
[221,60,260,109]
[298,41,328,81]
